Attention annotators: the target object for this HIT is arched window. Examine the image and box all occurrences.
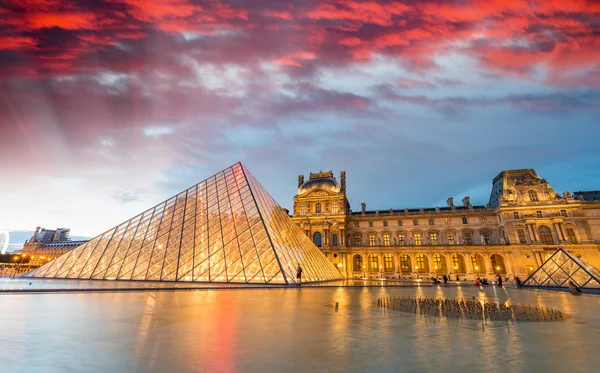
[491,254,506,274]
[415,254,427,273]
[433,254,443,273]
[400,254,411,273]
[369,255,379,271]
[565,227,577,243]
[451,254,466,273]
[471,254,485,274]
[383,254,394,272]
[315,203,322,213]
[313,232,322,247]
[353,255,363,271]
[529,190,539,202]
[538,225,554,245]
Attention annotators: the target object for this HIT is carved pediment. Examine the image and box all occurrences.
[303,188,338,197]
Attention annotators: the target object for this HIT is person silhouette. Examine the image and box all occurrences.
[296,263,303,287]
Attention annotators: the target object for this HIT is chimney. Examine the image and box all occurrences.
[62,228,71,240]
[446,197,454,208]
[298,175,304,188]
[53,228,62,242]
[462,196,471,207]
[340,171,346,193]
[33,226,41,242]
[361,202,366,214]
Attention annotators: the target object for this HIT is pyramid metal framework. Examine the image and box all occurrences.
[25,163,342,284]
[522,248,600,289]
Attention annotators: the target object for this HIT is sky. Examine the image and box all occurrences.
[1,0,599,237]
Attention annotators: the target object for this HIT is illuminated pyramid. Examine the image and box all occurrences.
[25,163,342,284]
[522,248,600,289]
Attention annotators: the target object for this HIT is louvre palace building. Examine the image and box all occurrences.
[291,169,600,280]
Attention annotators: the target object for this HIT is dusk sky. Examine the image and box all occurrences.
[1,0,599,237]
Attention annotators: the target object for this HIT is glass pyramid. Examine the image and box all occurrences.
[24,163,342,284]
[522,248,600,289]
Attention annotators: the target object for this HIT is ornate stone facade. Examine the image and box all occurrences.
[291,169,600,281]
[22,227,88,267]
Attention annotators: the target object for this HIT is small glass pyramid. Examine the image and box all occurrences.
[522,248,600,289]
[25,163,342,284]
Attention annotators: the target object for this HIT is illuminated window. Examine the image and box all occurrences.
[491,254,505,273]
[413,219,419,226]
[369,255,379,270]
[369,234,376,247]
[446,232,455,245]
[354,234,361,246]
[433,254,443,271]
[332,234,338,247]
[517,228,527,243]
[331,201,338,214]
[398,232,406,246]
[416,254,426,272]
[513,212,519,219]
[463,231,472,245]
[383,220,388,227]
[413,232,422,246]
[560,210,567,217]
[299,204,307,215]
[384,254,394,271]
[471,255,480,272]
[315,203,321,213]
[529,190,539,202]
[429,232,438,245]
[368,221,373,228]
[445,217,450,224]
[400,254,411,273]
[383,233,390,246]
[480,216,486,224]
[397,220,403,226]
[536,211,543,218]
[538,225,554,245]
[313,232,322,247]
[566,228,577,243]
[451,254,464,272]
[462,216,468,224]
[428,218,434,225]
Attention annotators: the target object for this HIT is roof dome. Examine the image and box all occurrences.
[298,177,340,195]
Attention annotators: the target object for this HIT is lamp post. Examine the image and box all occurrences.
[363,265,366,279]
[475,266,479,279]
[415,265,419,279]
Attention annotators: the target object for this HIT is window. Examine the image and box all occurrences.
[462,216,468,224]
[332,234,338,247]
[416,254,426,272]
[413,232,422,246]
[445,217,450,224]
[354,221,359,228]
[384,254,394,271]
[398,232,406,246]
[429,218,434,225]
[353,255,363,271]
[451,254,464,272]
[413,219,419,226]
[400,254,411,273]
[529,190,539,202]
[383,220,388,227]
[383,233,390,246]
[471,255,481,273]
[354,234,361,247]
[313,232,322,247]
[513,212,519,219]
[429,232,438,245]
[433,254,442,272]
[538,225,554,245]
[481,231,490,245]
[463,231,472,245]
[299,204,307,215]
[560,210,567,217]
[331,201,339,214]
[315,203,322,213]
[517,228,527,243]
[369,255,378,270]
[566,228,577,243]
[536,211,543,218]
[446,232,455,245]
[368,221,373,228]
[368,233,376,247]
[397,220,403,226]
[479,216,486,224]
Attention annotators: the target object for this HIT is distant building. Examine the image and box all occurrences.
[291,169,600,280]
[22,227,88,267]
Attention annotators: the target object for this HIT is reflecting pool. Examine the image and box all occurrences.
[1,285,599,373]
